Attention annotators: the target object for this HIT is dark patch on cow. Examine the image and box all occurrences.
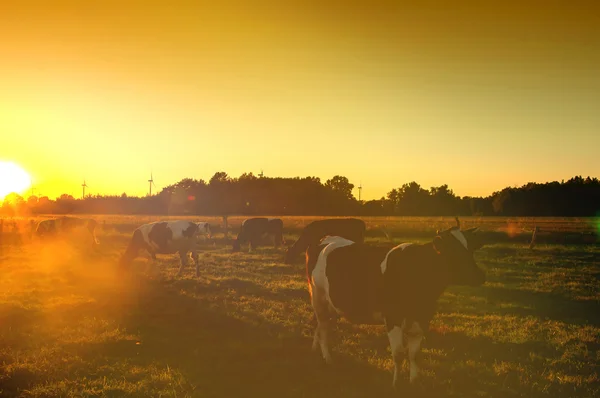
[381,243,447,331]
[382,230,486,332]
[285,218,366,264]
[148,222,173,253]
[324,243,391,324]
[181,222,199,238]
[119,229,147,268]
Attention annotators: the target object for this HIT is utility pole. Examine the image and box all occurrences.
[358,182,363,201]
[82,179,88,199]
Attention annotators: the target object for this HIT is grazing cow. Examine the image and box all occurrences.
[232,218,284,252]
[35,216,99,245]
[284,218,366,264]
[119,220,210,276]
[306,225,485,390]
[196,222,213,239]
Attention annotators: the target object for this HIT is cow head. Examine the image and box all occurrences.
[433,225,485,286]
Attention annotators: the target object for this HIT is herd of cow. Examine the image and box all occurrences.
[31,215,487,390]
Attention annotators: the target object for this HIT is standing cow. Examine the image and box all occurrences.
[232,218,284,252]
[119,220,211,276]
[35,216,99,245]
[284,218,366,264]
[306,224,485,390]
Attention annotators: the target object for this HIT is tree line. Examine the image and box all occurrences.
[2,173,599,217]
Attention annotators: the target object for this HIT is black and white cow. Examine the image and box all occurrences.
[196,222,213,239]
[305,225,485,390]
[35,216,99,245]
[284,218,366,264]
[119,220,211,276]
[232,217,284,252]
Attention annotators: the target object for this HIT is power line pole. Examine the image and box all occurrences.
[82,179,88,199]
[358,182,363,201]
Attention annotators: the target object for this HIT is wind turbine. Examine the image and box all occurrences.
[82,179,88,199]
[148,172,156,196]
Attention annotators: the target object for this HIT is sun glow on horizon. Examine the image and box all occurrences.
[0,161,31,201]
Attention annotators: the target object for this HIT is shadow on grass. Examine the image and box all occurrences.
[92,276,397,397]
[480,286,600,326]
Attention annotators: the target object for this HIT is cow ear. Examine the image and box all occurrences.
[433,236,443,254]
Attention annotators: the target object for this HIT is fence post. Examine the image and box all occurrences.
[223,215,229,241]
[529,226,539,250]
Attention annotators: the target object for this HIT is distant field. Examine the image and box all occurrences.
[0,216,598,397]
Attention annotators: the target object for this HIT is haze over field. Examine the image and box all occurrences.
[1,1,599,200]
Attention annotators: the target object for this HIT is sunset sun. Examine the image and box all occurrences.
[0,161,31,200]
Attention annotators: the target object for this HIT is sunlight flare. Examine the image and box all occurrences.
[0,161,31,200]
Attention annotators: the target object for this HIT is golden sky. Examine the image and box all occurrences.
[1,0,599,200]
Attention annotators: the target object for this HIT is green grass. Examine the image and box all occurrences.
[0,216,598,397]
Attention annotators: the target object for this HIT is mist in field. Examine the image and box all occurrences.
[0,216,598,397]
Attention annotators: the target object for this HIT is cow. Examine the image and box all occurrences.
[35,216,99,245]
[119,220,211,276]
[306,224,485,390]
[284,218,366,264]
[196,222,213,239]
[231,217,284,252]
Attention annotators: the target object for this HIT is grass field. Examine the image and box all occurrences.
[0,216,599,397]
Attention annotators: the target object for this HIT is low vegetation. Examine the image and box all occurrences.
[0,216,598,397]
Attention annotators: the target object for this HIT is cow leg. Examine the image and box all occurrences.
[192,250,201,277]
[177,251,189,276]
[405,321,424,384]
[387,322,406,390]
[249,238,259,253]
[274,232,283,248]
[311,290,334,364]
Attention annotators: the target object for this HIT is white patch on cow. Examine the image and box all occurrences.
[309,236,355,364]
[406,321,424,383]
[195,222,211,236]
[380,243,412,274]
[450,229,468,249]
[312,236,355,315]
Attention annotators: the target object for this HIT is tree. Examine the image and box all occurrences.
[325,175,355,200]
[209,172,230,185]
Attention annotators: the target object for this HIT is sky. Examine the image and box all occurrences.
[1,0,599,201]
